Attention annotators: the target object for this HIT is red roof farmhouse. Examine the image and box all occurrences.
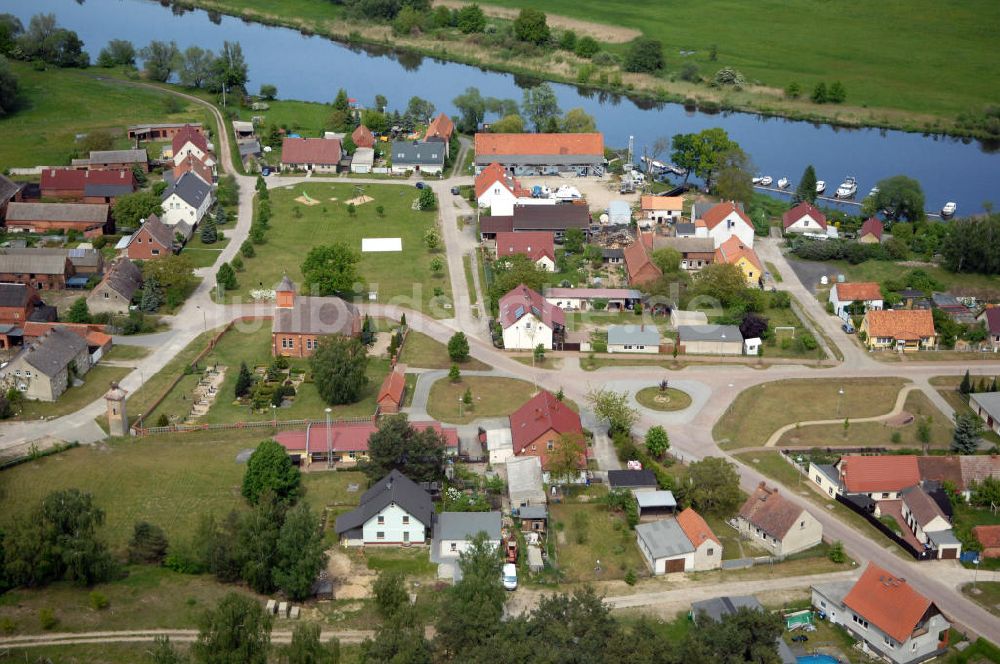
[474,133,604,176]
[281,137,343,173]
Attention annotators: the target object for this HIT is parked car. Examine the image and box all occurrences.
[502,563,518,590]
[842,322,855,334]
[415,182,426,189]
[451,186,460,195]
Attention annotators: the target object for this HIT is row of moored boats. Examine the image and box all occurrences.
[751,174,957,217]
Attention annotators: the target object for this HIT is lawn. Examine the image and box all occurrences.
[776,390,954,450]
[180,233,231,269]
[398,330,490,370]
[714,377,909,448]
[15,365,131,421]
[824,260,1000,299]
[549,502,647,582]
[145,324,390,425]
[962,582,1000,618]
[635,386,692,412]
[701,512,767,561]
[127,329,219,426]
[102,345,151,362]
[426,376,536,424]
[512,355,563,371]
[765,262,783,283]
[930,376,1000,445]
[462,254,478,306]
[234,183,453,317]
[0,62,209,167]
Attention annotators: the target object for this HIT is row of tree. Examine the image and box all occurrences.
[452,83,596,134]
[0,13,88,68]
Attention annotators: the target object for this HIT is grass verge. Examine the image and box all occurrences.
[634,387,692,412]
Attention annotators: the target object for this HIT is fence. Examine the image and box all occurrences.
[834,493,931,560]
[134,415,375,437]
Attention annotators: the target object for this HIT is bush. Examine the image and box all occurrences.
[89,591,110,610]
[575,36,599,58]
[624,569,637,586]
[624,38,664,73]
[828,540,847,563]
[240,240,255,258]
[39,609,58,631]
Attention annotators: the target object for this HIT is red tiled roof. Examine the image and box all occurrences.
[41,168,135,192]
[714,236,762,272]
[171,124,208,155]
[281,137,342,165]
[835,282,882,302]
[377,367,406,406]
[352,125,375,149]
[623,240,661,285]
[496,231,554,264]
[479,215,514,235]
[737,482,803,540]
[782,201,827,230]
[498,284,565,330]
[981,308,1000,335]
[864,309,936,341]
[974,525,1000,549]
[676,507,720,547]
[475,133,603,157]
[424,113,454,142]
[274,420,458,453]
[173,154,213,185]
[22,321,110,345]
[701,201,753,231]
[475,162,529,199]
[641,195,683,211]
[509,390,582,454]
[859,217,884,240]
[842,563,934,643]
[839,455,920,493]
[916,456,964,490]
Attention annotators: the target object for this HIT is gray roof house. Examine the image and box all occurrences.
[508,456,546,507]
[608,469,657,491]
[436,512,502,551]
[89,148,148,166]
[87,259,143,314]
[677,324,744,356]
[635,518,695,574]
[970,391,1000,435]
[160,172,214,235]
[691,595,796,664]
[335,470,434,545]
[390,141,445,174]
[0,327,92,402]
[162,171,212,210]
[607,324,660,353]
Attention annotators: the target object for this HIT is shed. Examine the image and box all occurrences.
[744,337,762,355]
[634,490,676,519]
[486,426,514,464]
[436,511,502,558]
[526,545,544,572]
[508,456,546,507]
[608,469,658,491]
[607,200,632,225]
[677,324,743,355]
[517,505,548,533]
[350,147,375,174]
[635,518,695,574]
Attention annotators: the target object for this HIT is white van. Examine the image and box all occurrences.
[502,563,518,591]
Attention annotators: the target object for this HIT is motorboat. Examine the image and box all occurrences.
[835,176,858,199]
[941,201,957,218]
[752,176,764,185]
[777,177,790,189]
[760,176,773,187]
[815,181,826,194]
[867,186,880,198]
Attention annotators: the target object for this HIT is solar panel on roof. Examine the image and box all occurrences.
[514,305,525,318]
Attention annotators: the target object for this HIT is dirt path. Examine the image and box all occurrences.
[0,628,374,649]
[432,0,641,43]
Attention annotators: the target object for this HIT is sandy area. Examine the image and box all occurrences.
[346,194,374,206]
[433,0,641,43]
[514,175,641,211]
[327,550,375,600]
[295,193,320,206]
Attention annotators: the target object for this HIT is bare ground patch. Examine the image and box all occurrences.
[433,0,641,43]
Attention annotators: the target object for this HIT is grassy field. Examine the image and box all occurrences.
[15,365,131,421]
[714,377,909,448]
[825,260,1000,298]
[930,376,1000,445]
[635,386,692,412]
[776,390,954,450]
[426,376,536,424]
[127,329,219,426]
[963,582,1000,618]
[549,502,647,582]
[181,233,231,269]
[234,183,453,317]
[462,254,478,306]
[765,262,782,283]
[145,324,389,425]
[398,330,490,370]
[0,62,209,167]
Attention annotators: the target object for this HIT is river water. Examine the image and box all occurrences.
[4,0,998,214]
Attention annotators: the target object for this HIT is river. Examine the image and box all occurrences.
[4,0,998,214]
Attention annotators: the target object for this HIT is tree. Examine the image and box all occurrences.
[192,593,272,664]
[670,128,738,190]
[644,426,669,459]
[241,240,255,258]
[449,364,461,383]
[300,243,360,296]
[917,416,933,454]
[491,114,524,133]
[113,191,163,229]
[683,607,783,663]
[286,622,340,664]
[274,502,327,601]
[422,228,441,251]
[513,8,550,45]
[430,256,444,274]
[952,413,982,455]
[941,214,1000,275]
[558,29,577,51]
[360,315,376,348]
[560,107,596,133]
[373,570,409,620]
[140,276,162,313]
[828,80,846,103]
[959,369,972,397]
[575,36,599,58]
[310,336,369,405]
[689,262,750,308]
[235,362,254,399]
[970,477,1000,509]
[651,247,681,274]
[712,147,754,204]
[548,432,586,483]
[435,533,505,658]
[686,457,743,515]
[66,297,91,324]
[448,332,470,362]
[0,56,17,117]
[865,175,925,222]
[795,164,818,204]
[452,86,487,133]
[456,3,486,33]
[405,96,435,123]
[811,81,828,104]
[740,312,769,340]
[140,40,180,82]
[624,38,664,73]
[178,45,215,88]
[365,414,447,482]
[259,83,277,100]
[533,343,545,364]
[360,108,388,134]
[209,41,249,94]
[522,83,561,132]
[128,521,169,565]
[241,440,301,505]
[216,262,237,291]
[98,39,136,67]
[587,388,639,435]
[149,636,186,664]
[0,14,23,55]
[238,494,284,594]
[418,187,436,211]
[200,216,218,244]
[784,81,801,98]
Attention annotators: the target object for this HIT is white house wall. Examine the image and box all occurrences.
[361,503,427,545]
[502,313,554,350]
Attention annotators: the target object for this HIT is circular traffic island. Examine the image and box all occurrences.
[635,386,692,412]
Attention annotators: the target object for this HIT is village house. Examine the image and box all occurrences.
[0,283,43,328]
[123,214,176,260]
[969,392,1000,435]
[479,203,590,241]
[635,507,721,574]
[509,389,586,484]
[495,231,555,272]
[271,276,361,357]
[474,133,604,176]
[87,259,143,315]
[424,112,455,154]
[677,324,743,355]
[498,284,565,350]
[899,484,959,556]
[736,482,823,556]
[829,282,884,318]
[623,237,662,287]
[172,125,214,166]
[376,365,407,414]
[4,202,111,235]
[128,122,203,142]
[858,217,884,244]
[475,162,531,216]
[977,308,1000,351]
[160,172,214,236]
[351,124,375,149]
[607,324,660,353]
[0,327,92,402]
[714,236,763,287]
[40,168,136,203]
[335,470,434,546]
[274,419,458,467]
[390,141,445,175]
[21,321,112,357]
[694,201,755,249]
[88,148,149,172]
[811,563,950,664]
[543,287,643,312]
[782,201,828,235]
[860,309,937,352]
[652,236,715,271]
[0,251,73,290]
[435,511,501,558]
[973,525,1000,558]
[4,246,102,278]
[281,137,343,173]
[172,154,214,186]
[639,195,683,226]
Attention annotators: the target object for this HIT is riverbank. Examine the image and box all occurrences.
[170,0,996,141]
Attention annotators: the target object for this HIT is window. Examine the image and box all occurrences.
[546,441,554,451]
[884,637,893,648]
[450,542,457,552]
[882,492,890,498]
[820,600,826,608]
[377,515,385,525]
[402,516,410,524]
[24,371,30,377]
[152,249,159,255]
[800,521,805,528]
[376,531,385,540]
[852,614,869,630]
[707,548,714,556]
[103,292,109,299]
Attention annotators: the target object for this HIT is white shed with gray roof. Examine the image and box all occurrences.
[607,324,660,354]
[436,511,502,558]
[508,456,546,507]
[677,324,743,355]
[635,518,695,574]
[970,392,1000,435]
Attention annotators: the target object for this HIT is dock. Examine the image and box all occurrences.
[752,184,943,220]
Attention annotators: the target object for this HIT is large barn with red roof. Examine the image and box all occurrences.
[474,133,604,176]
[273,418,458,467]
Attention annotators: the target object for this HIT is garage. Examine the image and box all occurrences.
[636,519,695,576]
[665,558,687,573]
[939,547,958,560]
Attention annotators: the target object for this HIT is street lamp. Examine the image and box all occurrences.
[196,305,207,332]
[837,387,845,416]
[325,407,333,470]
[270,403,276,425]
[973,556,981,591]
[458,397,464,419]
